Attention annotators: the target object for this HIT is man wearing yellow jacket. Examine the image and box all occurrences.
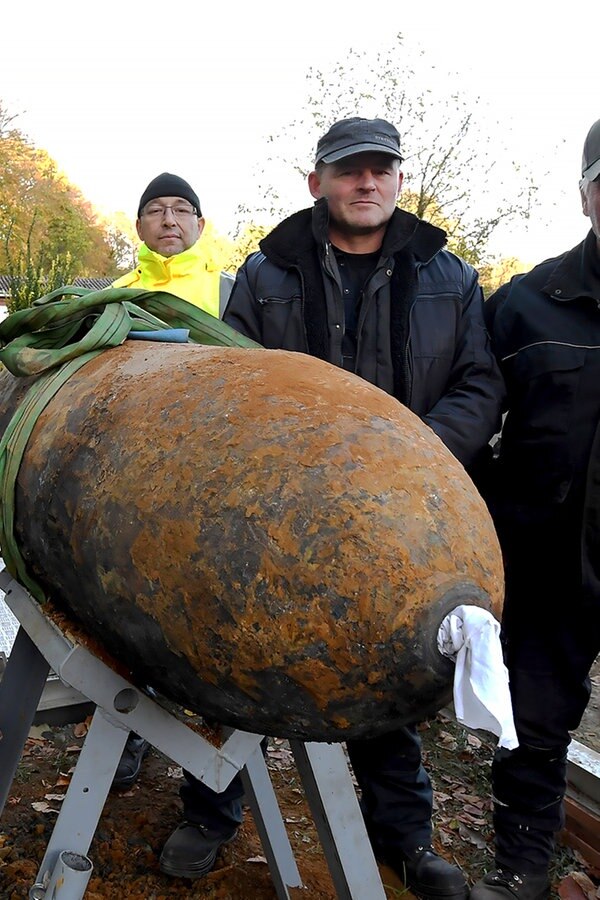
[111,172,234,790]
[113,172,234,317]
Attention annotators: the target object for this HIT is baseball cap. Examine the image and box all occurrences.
[315,117,402,166]
[582,119,600,182]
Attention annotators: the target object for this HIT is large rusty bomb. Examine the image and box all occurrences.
[0,343,503,740]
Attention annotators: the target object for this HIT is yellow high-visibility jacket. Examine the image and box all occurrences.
[113,240,233,318]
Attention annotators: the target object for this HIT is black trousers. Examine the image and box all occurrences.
[490,501,600,873]
[180,724,434,855]
[493,621,598,872]
[346,724,434,854]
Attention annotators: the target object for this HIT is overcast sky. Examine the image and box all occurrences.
[1,0,597,265]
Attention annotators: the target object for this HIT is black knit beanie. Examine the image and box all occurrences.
[137,173,201,217]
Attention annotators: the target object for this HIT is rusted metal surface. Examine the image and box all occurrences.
[0,343,504,740]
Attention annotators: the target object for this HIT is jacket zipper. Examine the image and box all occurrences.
[323,244,345,364]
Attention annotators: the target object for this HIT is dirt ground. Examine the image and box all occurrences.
[0,676,598,900]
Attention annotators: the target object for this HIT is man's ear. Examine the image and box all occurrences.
[580,181,590,218]
[197,216,206,238]
[308,170,323,200]
[397,170,404,198]
[135,218,144,241]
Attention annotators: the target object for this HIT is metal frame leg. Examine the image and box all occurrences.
[290,740,387,900]
[240,742,303,899]
[0,626,50,816]
[34,706,129,890]
[30,851,94,900]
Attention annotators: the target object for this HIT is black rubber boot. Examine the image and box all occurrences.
[159,821,238,879]
[388,845,468,899]
[470,868,551,900]
[111,733,150,789]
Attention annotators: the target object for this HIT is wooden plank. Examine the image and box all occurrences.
[560,795,600,869]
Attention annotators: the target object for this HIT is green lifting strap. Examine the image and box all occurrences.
[0,352,103,601]
[0,286,261,600]
[0,285,259,377]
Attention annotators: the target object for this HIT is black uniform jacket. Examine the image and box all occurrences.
[485,230,600,608]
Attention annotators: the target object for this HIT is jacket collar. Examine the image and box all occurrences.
[259,199,446,267]
[138,238,220,277]
[542,229,600,302]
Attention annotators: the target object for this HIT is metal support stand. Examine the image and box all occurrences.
[291,740,387,899]
[0,568,386,899]
[0,625,49,812]
[30,851,93,900]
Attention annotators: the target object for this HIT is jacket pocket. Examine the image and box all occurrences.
[500,344,586,501]
[258,295,305,350]
[509,344,585,436]
[410,293,462,361]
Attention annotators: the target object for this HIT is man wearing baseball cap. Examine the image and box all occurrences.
[469,118,600,899]
[113,172,234,318]
[155,117,504,896]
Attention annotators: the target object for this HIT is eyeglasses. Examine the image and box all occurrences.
[142,203,197,220]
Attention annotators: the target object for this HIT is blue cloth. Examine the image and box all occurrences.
[127,328,189,343]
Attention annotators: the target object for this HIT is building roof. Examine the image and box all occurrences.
[0,275,113,299]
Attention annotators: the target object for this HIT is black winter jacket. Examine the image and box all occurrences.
[485,230,600,506]
[224,200,503,469]
[484,230,600,609]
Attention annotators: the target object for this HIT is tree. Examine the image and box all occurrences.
[102,210,139,272]
[477,256,526,299]
[198,220,237,274]
[226,222,272,272]
[0,101,130,282]
[4,220,75,314]
[232,34,538,268]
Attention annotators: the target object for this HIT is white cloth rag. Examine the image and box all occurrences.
[437,604,519,750]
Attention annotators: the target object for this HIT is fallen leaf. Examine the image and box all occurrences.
[31,801,59,814]
[28,726,51,741]
[557,873,597,899]
[457,822,487,849]
[246,856,268,864]
[463,803,485,815]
